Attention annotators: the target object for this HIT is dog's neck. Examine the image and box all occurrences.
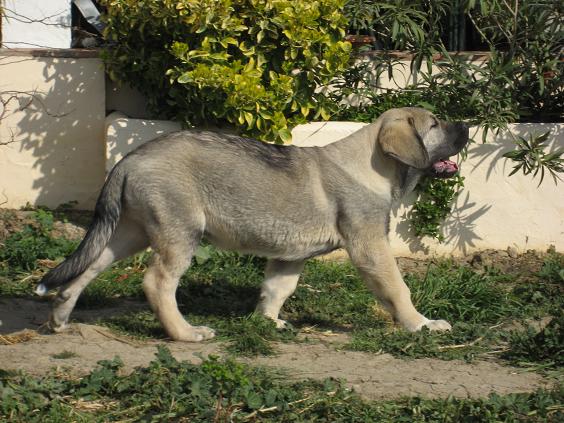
[360,123,425,201]
[395,166,424,200]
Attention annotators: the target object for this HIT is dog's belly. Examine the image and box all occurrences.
[203,219,342,261]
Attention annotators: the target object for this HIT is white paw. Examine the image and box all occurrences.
[273,318,290,329]
[48,320,70,333]
[419,319,452,331]
[194,325,216,340]
[170,324,215,342]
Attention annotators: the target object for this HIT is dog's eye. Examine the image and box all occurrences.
[431,119,439,128]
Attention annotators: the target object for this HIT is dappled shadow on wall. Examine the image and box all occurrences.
[467,123,564,183]
[2,55,105,208]
[441,192,492,253]
[393,190,491,256]
[391,121,563,254]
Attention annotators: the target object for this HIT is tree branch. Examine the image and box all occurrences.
[1,7,71,28]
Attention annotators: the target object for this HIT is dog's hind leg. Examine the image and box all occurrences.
[142,234,215,342]
[256,259,305,328]
[49,219,149,332]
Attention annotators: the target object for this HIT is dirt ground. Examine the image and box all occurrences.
[0,298,549,401]
[0,209,555,400]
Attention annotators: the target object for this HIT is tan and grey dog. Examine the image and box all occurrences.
[36,107,468,341]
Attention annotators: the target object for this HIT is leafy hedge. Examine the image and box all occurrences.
[102,0,351,142]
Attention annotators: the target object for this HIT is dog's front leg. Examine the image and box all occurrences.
[256,259,305,328]
[346,237,451,332]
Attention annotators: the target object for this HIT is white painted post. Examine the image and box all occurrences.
[1,0,72,49]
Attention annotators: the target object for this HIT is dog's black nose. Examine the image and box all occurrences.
[455,122,469,148]
[456,122,469,131]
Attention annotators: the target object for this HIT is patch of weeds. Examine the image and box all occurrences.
[101,310,165,340]
[51,350,79,360]
[1,347,562,422]
[408,261,518,324]
[177,278,260,319]
[537,251,564,284]
[186,248,265,288]
[0,209,77,273]
[513,251,564,319]
[503,313,564,370]
[0,272,37,297]
[0,209,78,296]
[221,313,297,356]
[76,251,150,308]
[349,322,504,361]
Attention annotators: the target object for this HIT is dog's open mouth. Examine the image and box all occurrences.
[431,159,459,178]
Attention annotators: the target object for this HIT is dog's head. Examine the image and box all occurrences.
[377,107,469,178]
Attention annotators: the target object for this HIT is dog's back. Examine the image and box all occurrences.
[119,130,342,260]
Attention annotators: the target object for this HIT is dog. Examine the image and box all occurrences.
[35,107,468,341]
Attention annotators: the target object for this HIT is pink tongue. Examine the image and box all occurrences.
[433,159,458,174]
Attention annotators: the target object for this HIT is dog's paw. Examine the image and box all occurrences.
[273,318,292,329]
[194,325,216,340]
[258,313,292,329]
[174,325,215,342]
[420,319,452,331]
[39,320,69,334]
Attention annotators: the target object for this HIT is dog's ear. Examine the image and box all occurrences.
[378,117,429,169]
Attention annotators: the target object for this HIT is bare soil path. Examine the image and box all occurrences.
[0,298,548,401]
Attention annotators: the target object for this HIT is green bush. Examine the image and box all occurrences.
[102,0,351,142]
[409,175,465,241]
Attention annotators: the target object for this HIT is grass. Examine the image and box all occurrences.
[1,209,563,367]
[1,209,563,421]
[1,346,562,422]
[0,210,564,368]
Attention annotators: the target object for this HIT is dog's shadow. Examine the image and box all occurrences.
[176,277,357,332]
[176,277,260,318]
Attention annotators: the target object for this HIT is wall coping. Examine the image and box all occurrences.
[357,50,491,61]
[0,48,100,58]
[0,48,491,60]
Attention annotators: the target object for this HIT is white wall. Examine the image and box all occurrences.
[0,51,106,209]
[105,112,182,171]
[1,0,72,49]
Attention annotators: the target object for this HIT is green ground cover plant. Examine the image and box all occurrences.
[0,209,77,273]
[1,346,562,422]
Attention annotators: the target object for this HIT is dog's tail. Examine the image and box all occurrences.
[35,166,126,295]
